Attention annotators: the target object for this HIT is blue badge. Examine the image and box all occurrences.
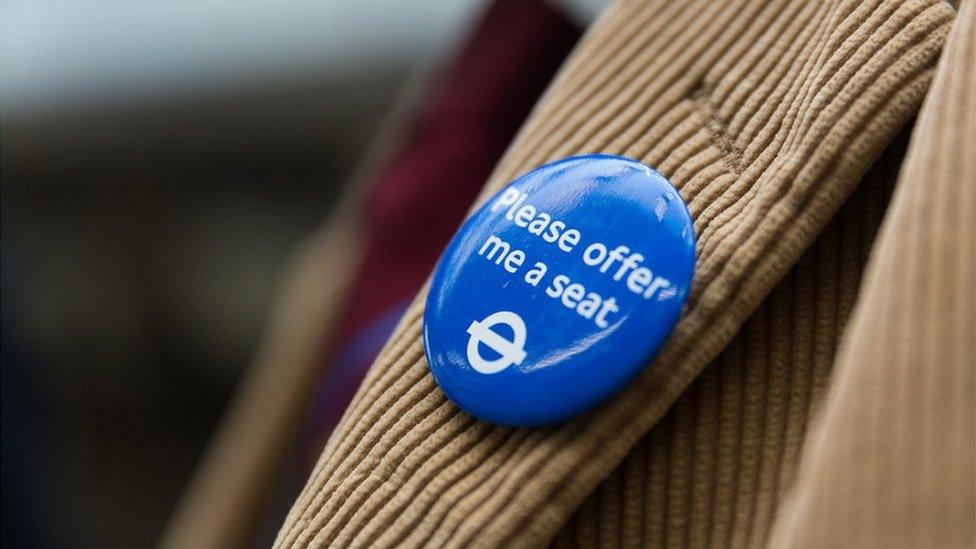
[423,155,696,426]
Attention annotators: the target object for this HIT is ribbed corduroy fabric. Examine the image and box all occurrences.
[768,2,974,546]
[276,0,967,547]
[551,134,905,548]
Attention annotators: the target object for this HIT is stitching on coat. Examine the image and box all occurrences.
[690,85,746,178]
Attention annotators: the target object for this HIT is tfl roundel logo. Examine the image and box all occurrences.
[465,310,527,374]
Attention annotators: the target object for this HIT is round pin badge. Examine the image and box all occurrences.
[423,154,696,426]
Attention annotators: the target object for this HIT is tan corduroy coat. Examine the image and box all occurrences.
[164,0,975,547]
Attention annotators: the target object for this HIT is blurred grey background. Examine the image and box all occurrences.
[1,1,481,546]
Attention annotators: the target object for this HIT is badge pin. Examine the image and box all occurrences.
[423,155,696,426]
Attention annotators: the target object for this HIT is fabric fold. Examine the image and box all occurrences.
[768,1,974,545]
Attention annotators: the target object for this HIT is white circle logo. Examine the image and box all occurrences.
[465,310,527,374]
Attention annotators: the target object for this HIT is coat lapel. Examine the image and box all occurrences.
[278,1,955,546]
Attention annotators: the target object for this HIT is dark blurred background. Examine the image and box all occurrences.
[0,1,482,546]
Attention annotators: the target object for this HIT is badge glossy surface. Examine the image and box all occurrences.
[423,155,696,426]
